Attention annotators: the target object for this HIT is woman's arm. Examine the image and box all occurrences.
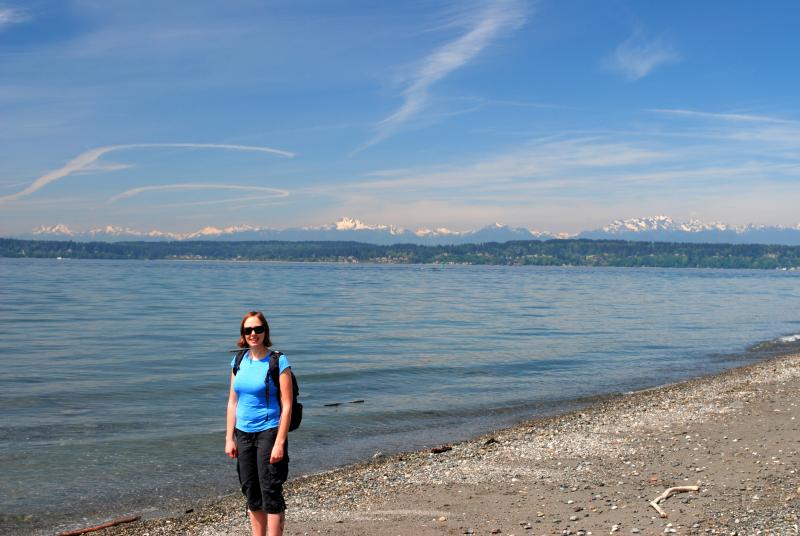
[269,368,293,463]
[225,372,238,458]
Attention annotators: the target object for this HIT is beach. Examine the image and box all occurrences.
[88,352,800,536]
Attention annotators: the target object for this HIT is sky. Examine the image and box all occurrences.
[1,0,799,235]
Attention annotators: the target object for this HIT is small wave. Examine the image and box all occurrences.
[749,333,800,353]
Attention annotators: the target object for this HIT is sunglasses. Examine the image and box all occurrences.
[242,325,266,335]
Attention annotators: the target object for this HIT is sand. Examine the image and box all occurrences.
[83,353,800,536]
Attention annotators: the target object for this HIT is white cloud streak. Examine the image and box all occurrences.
[367,0,528,147]
[310,107,800,222]
[0,5,29,28]
[605,30,680,81]
[108,183,289,204]
[77,162,135,174]
[649,108,798,125]
[312,138,668,198]
[0,143,295,203]
[644,108,800,150]
[156,194,292,211]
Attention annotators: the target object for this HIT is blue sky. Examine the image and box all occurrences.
[1,0,799,234]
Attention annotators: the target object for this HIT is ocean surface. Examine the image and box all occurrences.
[1,258,799,534]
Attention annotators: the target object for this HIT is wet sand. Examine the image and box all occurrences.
[91,353,800,535]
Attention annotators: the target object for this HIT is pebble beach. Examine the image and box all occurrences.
[82,352,800,536]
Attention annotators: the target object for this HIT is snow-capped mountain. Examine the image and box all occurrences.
[322,216,405,235]
[18,216,800,245]
[578,216,800,245]
[597,216,735,234]
[23,218,560,245]
[31,224,184,240]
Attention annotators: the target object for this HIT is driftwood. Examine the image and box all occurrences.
[56,515,140,536]
[431,444,453,454]
[324,399,366,407]
[649,486,700,518]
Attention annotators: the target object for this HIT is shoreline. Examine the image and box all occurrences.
[73,351,800,536]
[4,240,800,270]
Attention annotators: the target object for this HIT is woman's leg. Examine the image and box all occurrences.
[236,430,267,536]
[249,510,268,536]
[255,429,289,536]
[267,512,285,536]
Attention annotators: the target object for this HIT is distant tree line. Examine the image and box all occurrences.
[1,238,800,269]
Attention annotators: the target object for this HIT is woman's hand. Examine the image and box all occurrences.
[269,442,285,463]
[225,438,238,459]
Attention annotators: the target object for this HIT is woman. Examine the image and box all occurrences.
[225,311,293,536]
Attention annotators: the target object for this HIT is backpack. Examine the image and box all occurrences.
[233,349,303,431]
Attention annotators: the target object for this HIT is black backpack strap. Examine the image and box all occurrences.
[267,351,284,401]
[232,349,247,375]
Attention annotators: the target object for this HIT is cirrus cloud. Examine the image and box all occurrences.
[604,29,681,81]
[108,183,289,204]
[364,0,529,149]
[0,143,295,203]
[0,5,29,29]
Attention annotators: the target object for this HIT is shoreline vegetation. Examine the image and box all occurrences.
[50,351,800,536]
[3,237,800,269]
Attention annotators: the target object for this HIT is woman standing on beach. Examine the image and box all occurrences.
[225,311,293,536]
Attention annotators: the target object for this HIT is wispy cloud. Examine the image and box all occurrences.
[0,5,29,29]
[320,137,668,194]
[77,162,135,174]
[650,108,798,125]
[645,108,800,150]
[482,99,564,110]
[604,29,680,81]
[0,179,33,190]
[108,183,289,204]
[365,0,528,148]
[154,194,293,211]
[310,107,800,227]
[0,143,295,203]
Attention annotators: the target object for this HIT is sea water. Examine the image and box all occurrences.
[1,258,799,534]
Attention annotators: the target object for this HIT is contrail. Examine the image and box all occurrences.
[0,143,295,203]
[108,183,290,204]
[363,0,528,150]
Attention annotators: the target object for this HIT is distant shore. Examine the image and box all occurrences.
[76,351,800,536]
[3,237,800,269]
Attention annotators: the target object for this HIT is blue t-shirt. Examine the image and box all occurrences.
[231,350,291,433]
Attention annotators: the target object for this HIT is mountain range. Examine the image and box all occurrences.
[16,216,800,246]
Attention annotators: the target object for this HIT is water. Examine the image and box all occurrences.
[1,258,799,534]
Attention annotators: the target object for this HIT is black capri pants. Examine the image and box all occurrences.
[235,427,289,513]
